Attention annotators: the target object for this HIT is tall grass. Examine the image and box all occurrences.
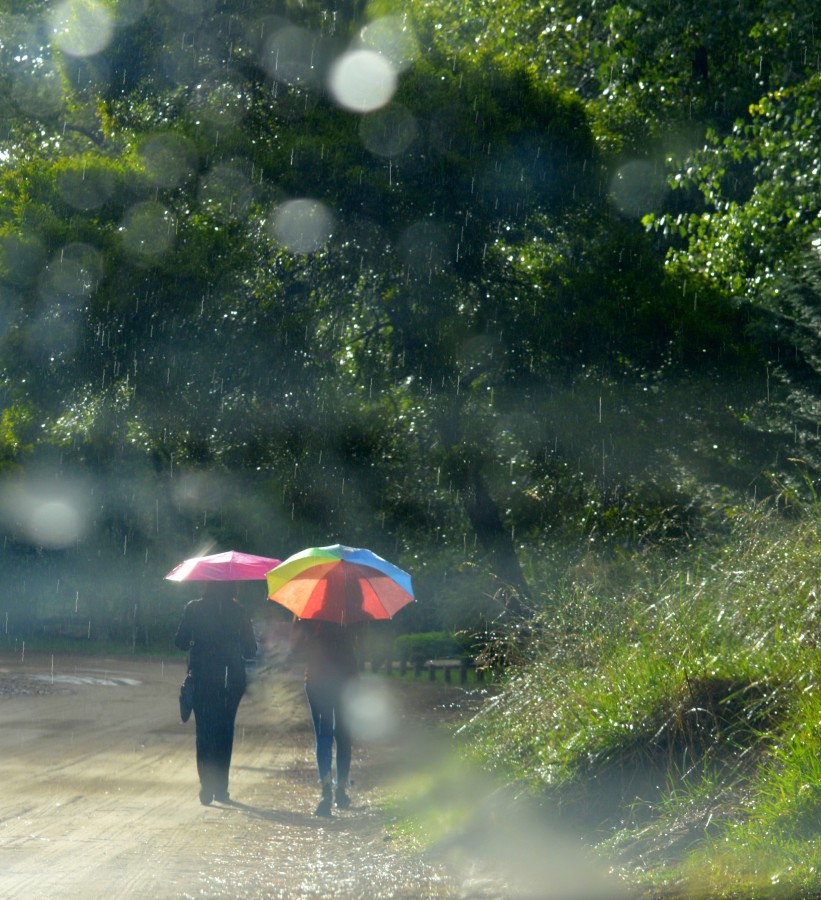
[462,506,821,897]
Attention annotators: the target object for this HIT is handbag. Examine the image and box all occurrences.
[179,672,194,723]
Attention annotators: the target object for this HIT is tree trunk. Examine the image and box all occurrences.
[462,462,530,618]
[437,396,531,618]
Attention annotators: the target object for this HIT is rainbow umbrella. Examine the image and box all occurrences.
[266,544,414,625]
[165,550,281,582]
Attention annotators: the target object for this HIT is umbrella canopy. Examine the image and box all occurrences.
[165,550,282,582]
[266,544,414,625]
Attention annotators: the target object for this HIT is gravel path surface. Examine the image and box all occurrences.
[0,650,625,899]
[0,651,477,899]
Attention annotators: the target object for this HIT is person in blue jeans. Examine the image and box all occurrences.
[290,618,362,816]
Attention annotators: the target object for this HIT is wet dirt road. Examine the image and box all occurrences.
[0,650,631,899]
[0,651,467,900]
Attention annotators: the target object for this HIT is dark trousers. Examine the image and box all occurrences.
[193,685,243,795]
[305,679,352,785]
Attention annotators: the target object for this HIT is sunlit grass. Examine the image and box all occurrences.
[384,756,483,848]
[461,505,821,897]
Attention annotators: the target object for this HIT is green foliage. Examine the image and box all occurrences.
[654,74,821,300]
[0,402,33,469]
[2,0,811,606]
[462,506,821,895]
[406,0,820,151]
[393,630,472,664]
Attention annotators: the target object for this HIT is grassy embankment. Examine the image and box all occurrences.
[397,505,821,899]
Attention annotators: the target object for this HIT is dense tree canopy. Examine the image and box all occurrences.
[0,0,818,635]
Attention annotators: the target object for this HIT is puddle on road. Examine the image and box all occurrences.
[30,674,142,687]
[0,669,143,694]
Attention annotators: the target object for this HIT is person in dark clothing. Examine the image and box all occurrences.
[290,617,362,817]
[174,580,256,805]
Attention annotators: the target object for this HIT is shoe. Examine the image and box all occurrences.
[335,786,350,809]
[315,783,333,818]
[214,790,230,803]
[199,787,213,806]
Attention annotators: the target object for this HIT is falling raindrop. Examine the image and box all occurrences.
[609,160,666,218]
[139,133,197,189]
[270,198,334,254]
[359,16,419,72]
[328,49,397,113]
[119,202,176,259]
[359,103,417,158]
[50,0,114,58]
[198,162,253,220]
[40,242,104,302]
[262,25,324,88]
[56,163,115,210]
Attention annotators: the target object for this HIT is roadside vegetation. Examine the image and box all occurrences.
[454,503,821,898]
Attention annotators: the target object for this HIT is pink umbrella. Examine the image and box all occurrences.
[164,550,281,582]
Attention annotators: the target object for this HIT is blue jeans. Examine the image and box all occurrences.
[305,680,352,785]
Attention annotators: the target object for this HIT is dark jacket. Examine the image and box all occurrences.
[175,596,256,692]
